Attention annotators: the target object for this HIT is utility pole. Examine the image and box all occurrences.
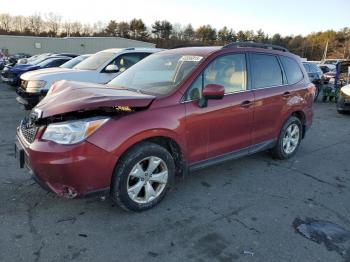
[322,40,328,61]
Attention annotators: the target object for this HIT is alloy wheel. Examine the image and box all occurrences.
[127,156,168,204]
[282,123,300,154]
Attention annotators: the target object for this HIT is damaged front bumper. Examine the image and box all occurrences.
[15,127,116,198]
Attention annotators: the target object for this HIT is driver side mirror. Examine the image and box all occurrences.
[199,84,225,108]
[105,64,119,73]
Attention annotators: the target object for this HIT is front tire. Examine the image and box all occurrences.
[271,116,302,160]
[111,142,175,212]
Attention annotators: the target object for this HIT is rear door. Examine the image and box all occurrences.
[249,52,289,146]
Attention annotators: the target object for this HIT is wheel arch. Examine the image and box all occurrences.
[112,132,187,183]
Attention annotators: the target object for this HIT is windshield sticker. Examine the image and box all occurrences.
[179,56,203,62]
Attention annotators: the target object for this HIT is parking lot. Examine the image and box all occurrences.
[0,82,349,262]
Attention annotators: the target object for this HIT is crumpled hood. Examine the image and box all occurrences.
[21,68,92,81]
[36,80,156,118]
[21,67,71,80]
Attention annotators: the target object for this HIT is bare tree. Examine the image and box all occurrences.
[62,21,72,37]
[45,12,62,36]
[0,13,12,32]
[12,16,26,32]
[92,21,105,35]
[27,14,43,35]
[81,24,93,36]
[71,22,83,36]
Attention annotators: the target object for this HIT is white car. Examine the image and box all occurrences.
[17,48,162,109]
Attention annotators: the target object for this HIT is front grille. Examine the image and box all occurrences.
[1,71,9,78]
[20,115,39,144]
[2,71,15,79]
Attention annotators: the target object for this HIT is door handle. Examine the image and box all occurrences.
[240,100,253,108]
[282,91,291,98]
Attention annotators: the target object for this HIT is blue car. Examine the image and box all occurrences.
[1,56,72,86]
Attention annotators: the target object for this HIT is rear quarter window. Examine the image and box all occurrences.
[281,56,304,84]
[250,54,283,89]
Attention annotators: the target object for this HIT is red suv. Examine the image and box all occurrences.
[16,43,314,211]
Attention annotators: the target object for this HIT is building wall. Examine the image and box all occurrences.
[0,35,156,55]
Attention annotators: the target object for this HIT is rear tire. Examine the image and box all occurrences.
[271,116,302,160]
[337,109,346,114]
[111,142,175,212]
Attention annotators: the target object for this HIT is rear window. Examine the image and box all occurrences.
[303,63,311,73]
[251,54,283,89]
[281,56,304,84]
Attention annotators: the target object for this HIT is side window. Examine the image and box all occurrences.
[303,63,311,73]
[48,59,67,67]
[185,54,247,101]
[251,54,283,89]
[186,74,203,101]
[204,54,247,94]
[281,56,304,84]
[108,53,143,72]
[310,63,322,74]
[138,52,152,59]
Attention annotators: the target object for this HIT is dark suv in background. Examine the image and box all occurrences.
[302,61,323,101]
[16,42,314,211]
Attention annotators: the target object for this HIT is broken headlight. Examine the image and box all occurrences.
[42,117,109,145]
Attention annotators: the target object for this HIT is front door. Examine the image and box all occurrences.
[184,53,254,163]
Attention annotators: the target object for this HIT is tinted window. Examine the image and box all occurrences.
[109,53,144,72]
[281,56,304,84]
[251,54,283,89]
[319,66,330,73]
[309,63,322,74]
[48,59,69,67]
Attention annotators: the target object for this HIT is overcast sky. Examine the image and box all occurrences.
[2,0,349,36]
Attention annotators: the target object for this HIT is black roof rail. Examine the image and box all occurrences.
[223,42,288,52]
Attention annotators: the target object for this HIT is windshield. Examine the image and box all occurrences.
[73,52,113,70]
[60,56,88,69]
[107,53,203,95]
[30,56,52,65]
